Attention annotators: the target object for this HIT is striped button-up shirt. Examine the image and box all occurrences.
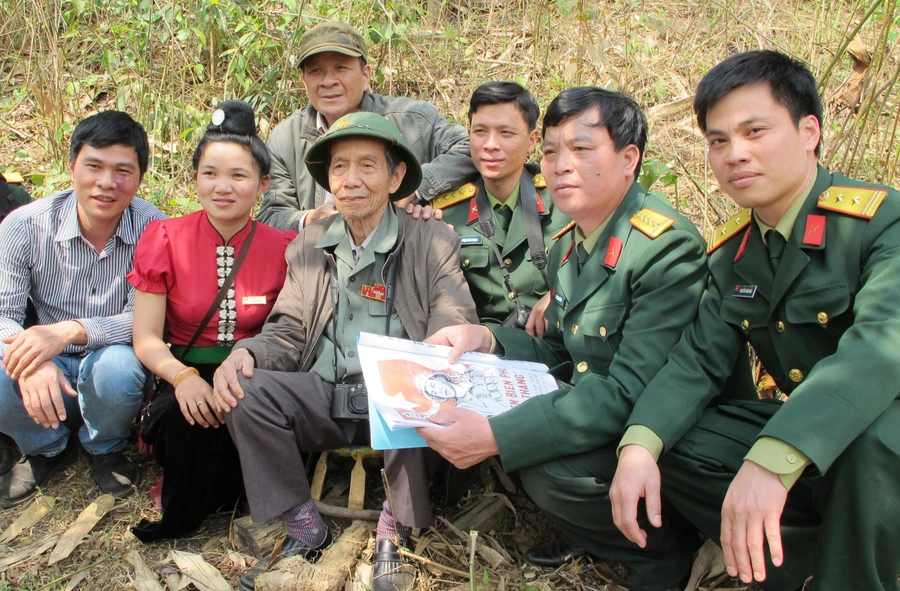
[0,189,166,357]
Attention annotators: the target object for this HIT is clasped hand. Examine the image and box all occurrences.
[212,348,255,412]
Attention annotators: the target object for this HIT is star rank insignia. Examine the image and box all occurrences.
[708,208,752,253]
[629,208,674,238]
[817,186,887,219]
[803,214,826,246]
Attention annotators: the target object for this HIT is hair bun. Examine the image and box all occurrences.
[208,100,257,136]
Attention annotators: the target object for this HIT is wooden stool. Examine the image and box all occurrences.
[309,446,383,510]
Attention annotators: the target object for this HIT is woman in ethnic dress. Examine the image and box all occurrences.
[128,101,295,541]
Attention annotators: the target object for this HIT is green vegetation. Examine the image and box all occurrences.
[2,0,899,225]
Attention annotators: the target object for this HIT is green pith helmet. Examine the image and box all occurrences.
[305,112,423,201]
[297,21,368,67]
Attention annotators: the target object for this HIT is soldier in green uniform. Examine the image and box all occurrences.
[610,51,900,591]
[0,171,32,476]
[418,87,709,591]
[432,82,571,327]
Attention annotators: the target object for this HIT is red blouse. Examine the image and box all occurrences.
[127,210,296,347]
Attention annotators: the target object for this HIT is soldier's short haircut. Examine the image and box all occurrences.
[70,111,150,177]
[468,81,540,130]
[694,50,823,156]
[542,86,647,173]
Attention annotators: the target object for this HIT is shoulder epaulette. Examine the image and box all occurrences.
[706,208,751,254]
[533,173,546,189]
[1,172,24,184]
[816,185,887,219]
[630,208,674,239]
[552,221,577,240]
[432,183,476,210]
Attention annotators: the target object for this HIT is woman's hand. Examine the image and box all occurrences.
[175,374,225,428]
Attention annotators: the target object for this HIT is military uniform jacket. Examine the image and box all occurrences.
[626,167,900,475]
[434,163,572,323]
[257,92,478,230]
[487,182,707,472]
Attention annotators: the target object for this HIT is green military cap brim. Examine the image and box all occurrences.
[305,113,423,201]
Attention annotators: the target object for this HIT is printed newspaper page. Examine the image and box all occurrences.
[358,333,559,430]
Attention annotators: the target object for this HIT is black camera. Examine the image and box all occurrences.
[502,305,533,330]
[331,382,369,421]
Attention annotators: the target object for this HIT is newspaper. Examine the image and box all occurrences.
[357,332,559,431]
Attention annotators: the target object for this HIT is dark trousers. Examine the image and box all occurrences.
[133,364,245,542]
[226,370,434,528]
[520,445,699,591]
[659,399,900,591]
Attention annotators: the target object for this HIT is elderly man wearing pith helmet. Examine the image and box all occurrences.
[213,112,478,591]
[257,20,478,231]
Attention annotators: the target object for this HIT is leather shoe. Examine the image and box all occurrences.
[0,438,78,508]
[0,434,21,476]
[373,538,415,591]
[87,450,140,497]
[525,539,589,567]
[239,529,332,591]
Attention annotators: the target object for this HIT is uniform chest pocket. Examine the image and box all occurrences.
[579,303,627,357]
[784,283,851,329]
[368,299,399,318]
[459,245,490,271]
[719,296,769,333]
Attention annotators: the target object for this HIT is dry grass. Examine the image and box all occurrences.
[1,0,899,589]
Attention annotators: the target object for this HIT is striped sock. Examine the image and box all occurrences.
[281,499,327,547]
[376,500,412,544]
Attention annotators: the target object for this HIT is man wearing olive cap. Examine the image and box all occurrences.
[257,20,477,231]
[213,112,477,591]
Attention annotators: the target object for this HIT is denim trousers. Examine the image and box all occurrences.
[0,345,148,457]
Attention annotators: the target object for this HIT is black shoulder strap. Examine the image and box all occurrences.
[518,169,549,285]
[0,175,15,221]
[178,221,257,361]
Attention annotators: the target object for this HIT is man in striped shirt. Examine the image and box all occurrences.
[0,111,165,506]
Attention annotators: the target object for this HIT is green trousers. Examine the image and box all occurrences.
[520,445,699,591]
[659,399,900,591]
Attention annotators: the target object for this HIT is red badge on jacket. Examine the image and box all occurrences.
[467,199,479,224]
[604,237,623,268]
[803,214,826,246]
[361,284,387,302]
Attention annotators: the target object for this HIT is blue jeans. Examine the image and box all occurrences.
[0,345,148,457]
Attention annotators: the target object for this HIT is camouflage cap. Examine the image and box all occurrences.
[298,21,367,68]
[305,112,422,201]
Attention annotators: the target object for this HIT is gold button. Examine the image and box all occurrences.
[599,326,608,337]
[786,453,797,464]
[508,292,516,301]
[556,320,560,329]
[789,369,804,382]
[740,320,749,330]
[576,361,588,373]
[571,324,579,335]
[776,321,785,333]
[462,258,470,268]
[503,258,512,266]
[817,312,828,325]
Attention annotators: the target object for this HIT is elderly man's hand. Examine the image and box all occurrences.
[212,348,255,412]
[721,460,787,584]
[525,292,552,337]
[19,360,76,429]
[611,444,663,548]
[425,325,494,363]
[3,321,83,380]
[304,201,338,228]
[416,408,499,468]
[405,202,444,222]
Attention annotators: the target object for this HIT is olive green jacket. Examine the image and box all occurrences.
[257,91,477,230]
[236,206,478,372]
[437,163,572,324]
[487,182,707,472]
[626,167,900,475]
